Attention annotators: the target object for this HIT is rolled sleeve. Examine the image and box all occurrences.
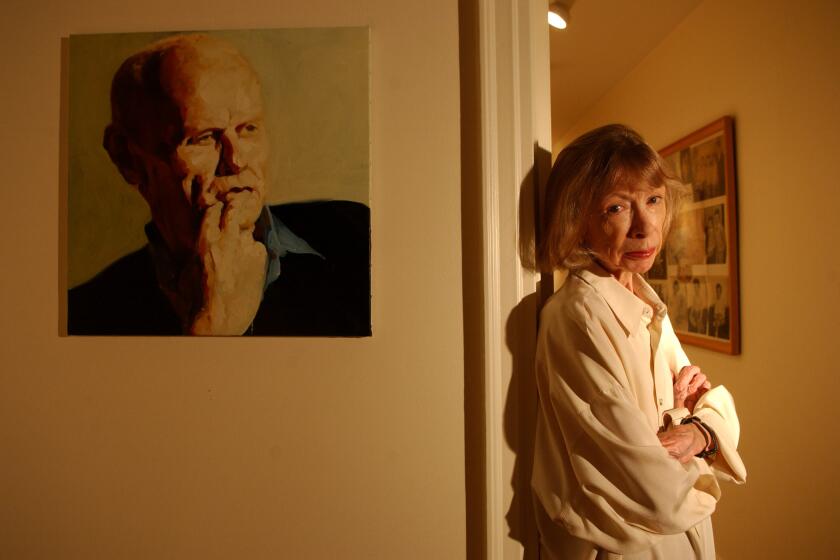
[692,386,747,484]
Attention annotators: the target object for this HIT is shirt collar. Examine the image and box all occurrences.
[573,263,667,336]
[254,205,324,289]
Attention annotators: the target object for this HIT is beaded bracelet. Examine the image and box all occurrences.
[680,416,719,459]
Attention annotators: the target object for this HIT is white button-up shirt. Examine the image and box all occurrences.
[532,265,746,559]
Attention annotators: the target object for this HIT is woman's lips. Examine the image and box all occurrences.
[624,248,656,260]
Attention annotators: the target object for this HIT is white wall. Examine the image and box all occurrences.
[0,1,465,558]
[557,0,840,557]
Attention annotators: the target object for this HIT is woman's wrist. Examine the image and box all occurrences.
[680,416,718,458]
[691,422,710,455]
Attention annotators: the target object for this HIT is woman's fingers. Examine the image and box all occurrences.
[673,366,713,412]
[674,365,701,392]
[673,366,697,407]
[674,366,712,394]
[687,373,707,393]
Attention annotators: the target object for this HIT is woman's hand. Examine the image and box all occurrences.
[657,424,707,463]
[673,365,711,413]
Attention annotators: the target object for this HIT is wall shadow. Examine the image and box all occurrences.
[502,288,539,559]
[503,144,553,559]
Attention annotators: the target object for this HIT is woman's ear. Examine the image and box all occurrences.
[103,124,145,186]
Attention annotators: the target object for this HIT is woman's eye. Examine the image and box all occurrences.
[606,204,623,214]
[187,132,216,146]
[649,195,662,205]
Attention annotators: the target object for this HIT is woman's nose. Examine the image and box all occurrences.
[629,209,655,238]
[216,131,244,176]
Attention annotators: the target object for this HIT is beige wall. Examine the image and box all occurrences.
[557,0,840,557]
[0,1,465,558]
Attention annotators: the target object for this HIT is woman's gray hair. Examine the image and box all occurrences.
[538,124,687,271]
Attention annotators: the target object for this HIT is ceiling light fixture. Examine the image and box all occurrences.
[548,3,570,30]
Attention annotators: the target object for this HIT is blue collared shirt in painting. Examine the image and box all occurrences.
[254,205,324,290]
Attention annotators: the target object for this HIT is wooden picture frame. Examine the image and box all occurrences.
[647,117,740,354]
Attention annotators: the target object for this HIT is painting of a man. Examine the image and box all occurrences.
[67,33,370,336]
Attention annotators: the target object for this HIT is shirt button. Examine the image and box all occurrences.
[658,397,663,406]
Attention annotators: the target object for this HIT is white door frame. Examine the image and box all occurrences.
[477,0,552,558]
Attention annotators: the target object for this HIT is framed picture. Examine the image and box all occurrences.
[66,29,372,337]
[648,117,740,354]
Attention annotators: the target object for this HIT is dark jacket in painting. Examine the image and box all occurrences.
[68,200,371,337]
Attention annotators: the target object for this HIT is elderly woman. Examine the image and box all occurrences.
[531,125,746,559]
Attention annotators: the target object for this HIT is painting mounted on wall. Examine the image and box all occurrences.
[66,28,371,337]
[647,117,740,354]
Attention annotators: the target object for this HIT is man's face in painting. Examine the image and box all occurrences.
[113,37,270,254]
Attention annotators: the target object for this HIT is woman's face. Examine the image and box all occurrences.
[584,181,667,281]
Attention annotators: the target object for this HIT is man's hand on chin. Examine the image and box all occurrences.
[190,193,266,335]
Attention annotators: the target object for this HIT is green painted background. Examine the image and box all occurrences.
[68,27,369,288]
